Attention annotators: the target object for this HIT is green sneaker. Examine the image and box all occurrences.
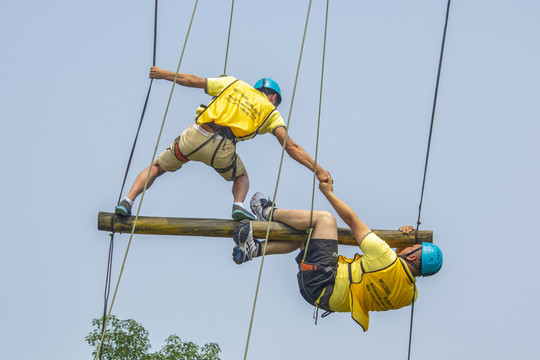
[115,199,132,216]
[232,204,255,221]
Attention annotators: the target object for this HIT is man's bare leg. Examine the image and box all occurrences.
[232,171,249,203]
[272,209,338,240]
[125,160,166,201]
[260,240,302,255]
[231,170,256,220]
[259,209,338,256]
[237,194,338,261]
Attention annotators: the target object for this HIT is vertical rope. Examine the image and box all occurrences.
[304,0,330,261]
[98,1,159,359]
[94,2,199,359]
[407,284,417,360]
[152,0,158,67]
[243,1,313,359]
[415,0,452,239]
[116,0,159,205]
[223,0,235,75]
[409,1,451,359]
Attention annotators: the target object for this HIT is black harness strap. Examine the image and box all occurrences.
[183,134,216,159]
[179,126,239,181]
[195,79,239,122]
[236,108,277,141]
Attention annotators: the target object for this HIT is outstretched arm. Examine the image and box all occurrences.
[318,176,371,246]
[273,126,331,182]
[149,66,206,89]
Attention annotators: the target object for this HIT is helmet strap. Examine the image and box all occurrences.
[398,247,422,273]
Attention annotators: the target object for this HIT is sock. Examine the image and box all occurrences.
[262,206,272,220]
[124,198,134,206]
[233,202,244,208]
[255,240,262,257]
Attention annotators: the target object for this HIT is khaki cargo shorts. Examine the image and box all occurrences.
[157,124,245,181]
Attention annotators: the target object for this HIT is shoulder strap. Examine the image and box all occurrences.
[195,79,239,122]
[236,108,277,141]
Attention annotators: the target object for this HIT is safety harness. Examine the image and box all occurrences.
[173,78,277,181]
[173,121,239,180]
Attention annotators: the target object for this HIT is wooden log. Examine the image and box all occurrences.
[97,212,432,248]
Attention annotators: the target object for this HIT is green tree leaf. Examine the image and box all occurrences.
[86,316,221,360]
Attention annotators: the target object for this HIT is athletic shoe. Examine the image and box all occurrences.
[232,219,260,264]
[115,199,132,216]
[231,204,256,221]
[250,192,274,221]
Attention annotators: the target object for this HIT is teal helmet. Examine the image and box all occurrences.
[421,242,443,276]
[254,78,282,106]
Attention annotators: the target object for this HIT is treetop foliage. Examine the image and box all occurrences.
[86,316,221,360]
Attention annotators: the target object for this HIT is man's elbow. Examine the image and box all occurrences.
[285,143,300,158]
[284,138,299,152]
[184,75,205,88]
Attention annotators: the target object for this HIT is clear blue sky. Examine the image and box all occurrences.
[1,1,539,359]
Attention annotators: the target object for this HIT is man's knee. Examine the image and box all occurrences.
[314,211,337,228]
[153,161,167,176]
[235,169,248,179]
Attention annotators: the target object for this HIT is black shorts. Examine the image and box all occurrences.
[295,238,338,311]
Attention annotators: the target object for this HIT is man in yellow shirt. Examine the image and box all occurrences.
[115,66,330,220]
[233,175,443,330]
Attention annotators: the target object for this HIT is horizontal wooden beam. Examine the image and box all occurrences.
[97,212,432,247]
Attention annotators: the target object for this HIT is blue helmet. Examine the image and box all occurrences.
[254,78,282,106]
[421,242,443,276]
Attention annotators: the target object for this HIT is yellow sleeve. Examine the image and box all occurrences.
[258,110,286,135]
[206,76,237,96]
[359,232,397,272]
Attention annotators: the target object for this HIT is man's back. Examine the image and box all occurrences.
[197,76,285,140]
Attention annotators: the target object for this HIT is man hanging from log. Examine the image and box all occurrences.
[115,67,330,220]
[232,175,443,330]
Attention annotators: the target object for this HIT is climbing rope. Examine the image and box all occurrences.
[303,0,330,262]
[408,1,452,359]
[242,1,319,359]
[98,1,158,359]
[415,0,452,238]
[94,1,199,359]
[223,0,235,75]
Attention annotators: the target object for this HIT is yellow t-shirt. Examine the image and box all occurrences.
[203,76,286,139]
[328,232,398,312]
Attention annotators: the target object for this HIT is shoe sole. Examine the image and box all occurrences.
[233,249,245,264]
[232,210,255,221]
[232,221,251,264]
[115,206,130,216]
[233,220,251,244]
